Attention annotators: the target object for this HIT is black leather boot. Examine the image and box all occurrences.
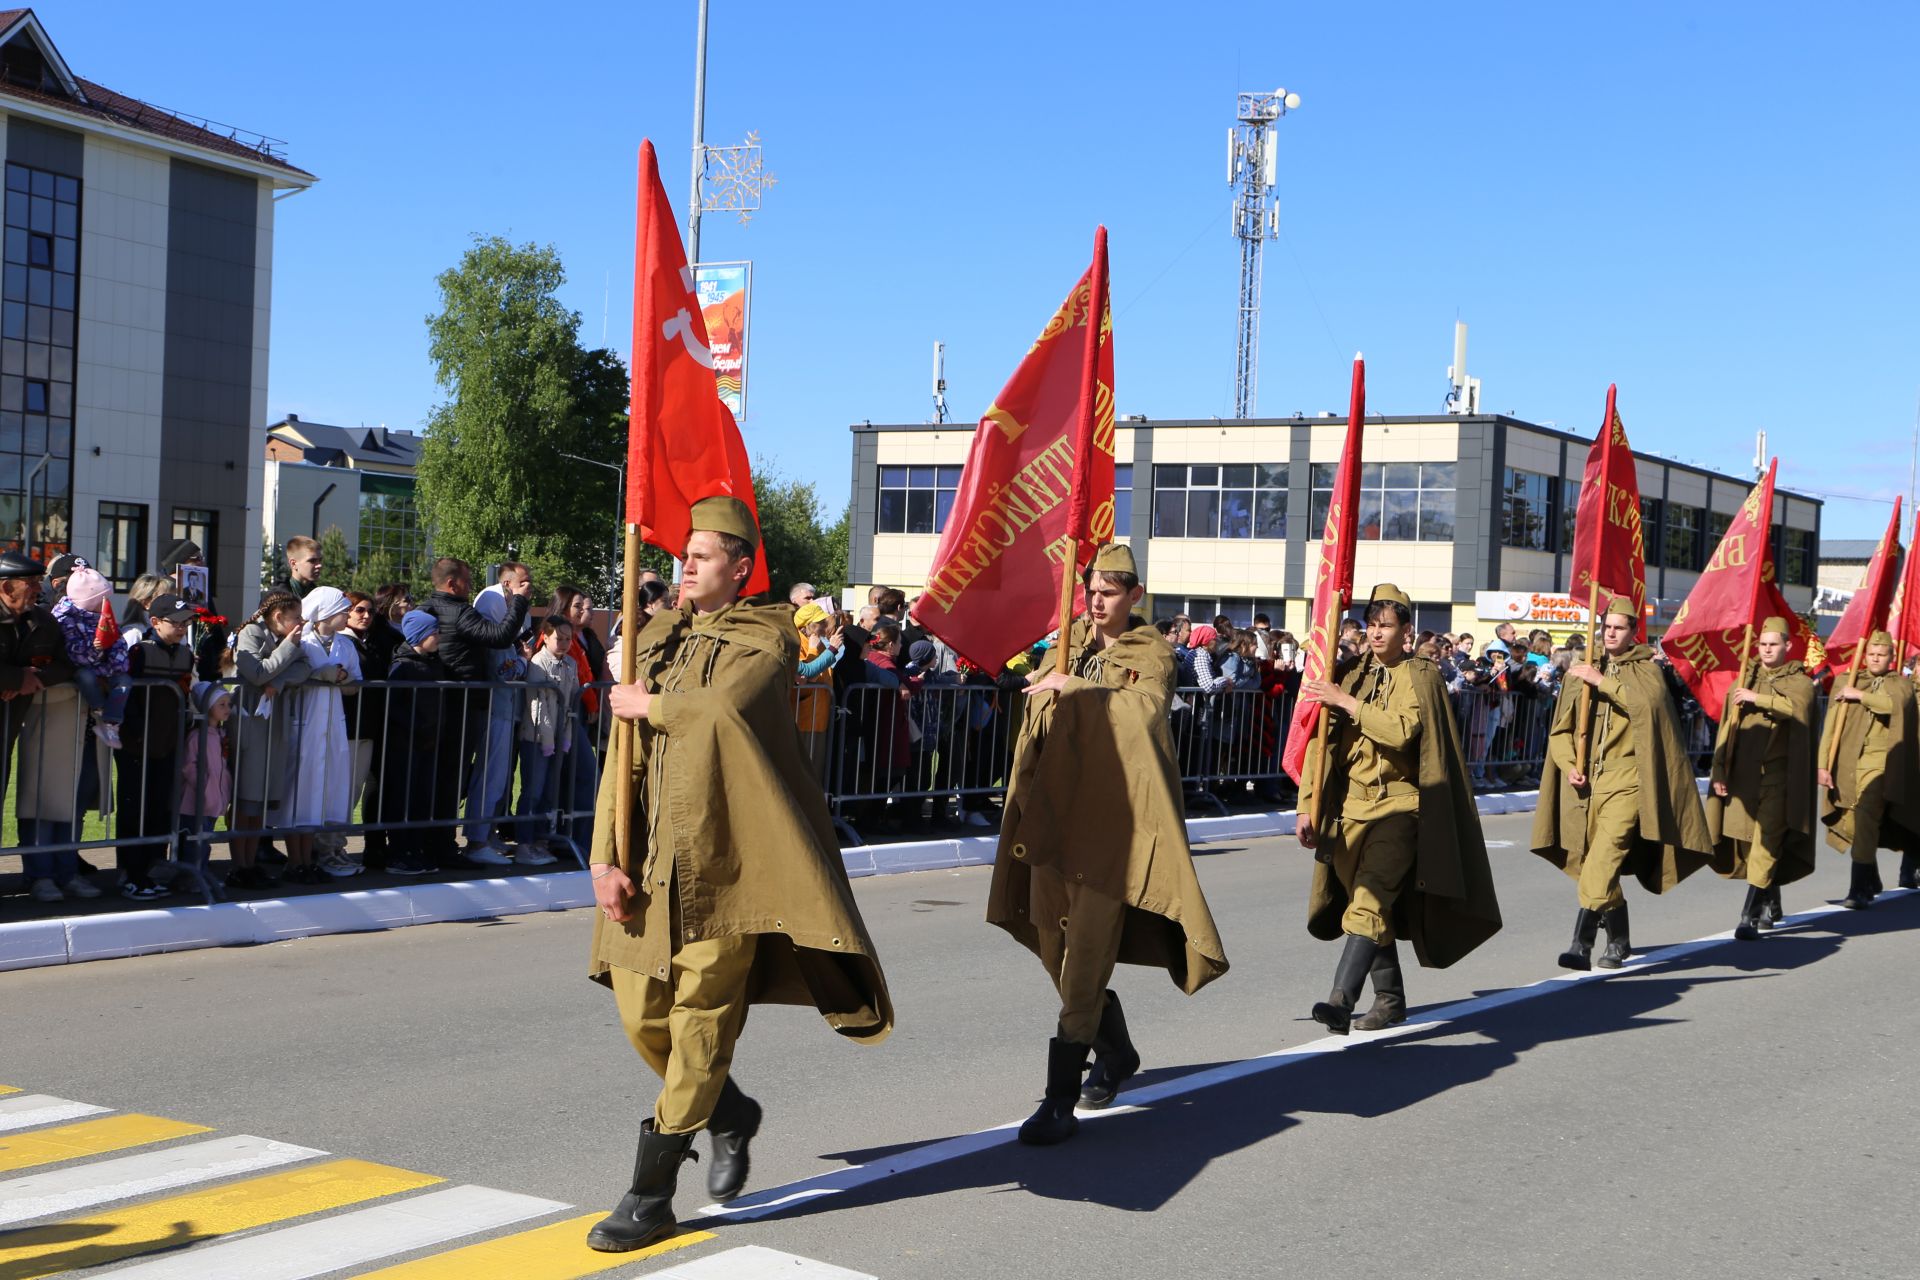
[1558,908,1602,971]
[1312,934,1381,1035]
[585,1122,697,1252]
[1019,1037,1091,1145]
[1759,884,1783,928]
[1352,942,1407,1031]
[705,1077,761,1203]
[1079,991,1140,1110]
[1899,852,1920,891]
[1733,885,1765,942]
[1842,859,1878,910]
[1597,904,1632,969]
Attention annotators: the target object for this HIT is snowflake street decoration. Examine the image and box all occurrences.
[699,131,777,225]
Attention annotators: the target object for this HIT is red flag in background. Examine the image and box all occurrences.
[1281,355,1365,785]
[93,598,119,651]
[1893,504,1920,664]
[627,140,769,595]
[909,229,1115,674]
[1825,495,1904,676]
[1568,384,1648,641]
[1662,460,1809,718]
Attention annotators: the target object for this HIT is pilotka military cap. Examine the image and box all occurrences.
[689,495,760,550]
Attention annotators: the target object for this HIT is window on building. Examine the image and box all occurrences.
[170,507,218,583]
[358,475,429,582]
[1311,462,1454,542]
[1640,498,1663,562]
[97,501,147,590]
[1501,467,1559,551]
[876,464,962,535]
[1707,509,1732,547]
[1112,463,1133,535]
[1,161,76,565]
[1777,526,1814,588]
[1161,597,1285,628]
[1152,464,1287,539]
[1663,502,1703,571]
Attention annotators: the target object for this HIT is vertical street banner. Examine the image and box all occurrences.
[692,261,750,420]
[626,141,769,595]
[1281,354,1365,786]
[909,229,1115,674]
[1567,384,1648,641]
[1824,495,1905,676]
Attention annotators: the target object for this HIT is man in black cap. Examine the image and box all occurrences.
[117,590,197,900]
[43,552,80,607]
[0,550,73,811]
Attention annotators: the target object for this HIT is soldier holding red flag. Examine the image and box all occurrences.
[1817,631,1920,908]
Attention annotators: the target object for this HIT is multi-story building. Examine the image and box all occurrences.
[0,8,313,610]
[263,413,426,585]
[847,412,1821,639]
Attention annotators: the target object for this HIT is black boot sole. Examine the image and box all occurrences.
[1018,1111,1079,1145]
[1078,1051,1141,1110]
[585,1218,678,1253]
[1733,924,1761,942]
[1310,1002,1353,1035]
[1596,950,1630,970]
[1557,951,1592,972]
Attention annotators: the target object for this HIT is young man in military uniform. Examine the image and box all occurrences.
[1706,617,1817,940]
[1533,596,1713,969]
[988,543,1228,1146]
[1296,584,1501,1034]
[1817,631,1920,910]
[587,497,893,1251]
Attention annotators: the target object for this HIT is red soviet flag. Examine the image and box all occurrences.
[1567,384,1648,641]
[1281,354,1365,786]
[910,229,1115,674]
[1893,505,1920,663]
[1825,495,1904,677]
[626,140,769,596]
[1662,460,1801,718]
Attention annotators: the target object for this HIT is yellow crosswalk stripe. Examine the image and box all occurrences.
[0,1115,211,1174]
[357,1215,714,1279]
[0,1157,440,1280]
[0,1088,18,1097]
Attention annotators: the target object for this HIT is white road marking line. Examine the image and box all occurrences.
[0,1094,109,1132]
[0,1135,326,1226]
[1484,840,1516,848]
[652,1245,878,1279]
[100,1184,570,1280]
[702,888,1915,1222]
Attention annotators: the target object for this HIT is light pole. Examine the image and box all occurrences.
[559,451,624,593]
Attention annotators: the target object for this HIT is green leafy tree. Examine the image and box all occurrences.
[315,525,355,591]
[259,537,288,595]
[349,545,410,599]
[416,236,628,596]
[752,461,847,603]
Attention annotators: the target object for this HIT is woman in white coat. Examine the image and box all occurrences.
[282,587,360,885]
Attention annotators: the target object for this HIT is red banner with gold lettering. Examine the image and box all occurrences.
[1567,384,1647,641]
[1662,459,1811,718]
[1825,495,1904,676]
[1281,355,1365,785]
[909,230,1115,674]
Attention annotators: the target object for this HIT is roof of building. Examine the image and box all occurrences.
[269,415,419,471]
[0,9,311,180]
[1819,540,1879,561]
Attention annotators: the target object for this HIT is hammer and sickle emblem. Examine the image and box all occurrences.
[662,309,715,369]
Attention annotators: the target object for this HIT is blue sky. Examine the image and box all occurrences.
[48,2,1920,539]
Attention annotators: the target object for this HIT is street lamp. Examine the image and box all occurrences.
[558,451,624,592]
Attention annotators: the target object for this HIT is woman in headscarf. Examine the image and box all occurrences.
[283,586,362,884]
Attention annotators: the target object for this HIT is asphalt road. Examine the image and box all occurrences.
[4,812,1917,1279]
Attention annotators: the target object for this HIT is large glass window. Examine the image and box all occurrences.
[97,502,148,591]
[876,464,962,535]
[170,507,217,584]
[357,475,429,583]
[1663,502,1703,571]
[1163,597,1285,628]
[1640,498,1663,562]
[1311,462,1454,542]
[1777,527,1814,588]
[0,162,77,563]
[1153,463,1287,539]
[1112,464,1133,535]
[1501,467,1559,551]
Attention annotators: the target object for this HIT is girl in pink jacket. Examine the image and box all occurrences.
[181,682,235,894]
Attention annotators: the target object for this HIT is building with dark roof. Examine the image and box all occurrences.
[263,414,428,585]
[0,8,315,610]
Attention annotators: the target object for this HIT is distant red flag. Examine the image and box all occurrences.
[1567,384,1648,640]
[1825,495,1904,676]
[94,598,119,651]
[1281,355,1365,785]
[627,140,769,595]
[1662,460,1809,718]
[1894,505,1920,664]
[909,229,1115,674]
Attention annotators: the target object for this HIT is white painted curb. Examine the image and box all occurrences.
[0,787,1563,973]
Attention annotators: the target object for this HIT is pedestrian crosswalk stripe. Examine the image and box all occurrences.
[357,1214,714,1279]
[650,1246,878,1279]
[0,1087,18,1097]
[0,1135,326,1228]
[0,1114,211,1175]
[0,1096,109,1134]
[0,1157,441,1280]
[96,1184,570,1280]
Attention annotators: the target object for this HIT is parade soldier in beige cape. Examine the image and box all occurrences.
[988,542,1228,1146]
[1532,595,1713,970]
[1706,616,1817,940]
[586,497,893,1251]
[1817,630,1920,910]
[1295,584,1502,1034]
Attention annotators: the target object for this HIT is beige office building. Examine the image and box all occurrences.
[846,413,1821,640]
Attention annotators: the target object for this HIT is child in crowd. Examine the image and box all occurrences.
[285,587,361,884]
[383,609,450,876]
[516,614,575,866]
[52,565,131,749]
[118,591,196,900]
[179,681,235,899]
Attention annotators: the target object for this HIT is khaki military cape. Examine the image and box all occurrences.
[1819,671,1920,856]
[1531,645,1714,893]
[1704,661,1818,884]
[986,615,1228,994]
[590,600,892,1044]
[1298,654,1504,968]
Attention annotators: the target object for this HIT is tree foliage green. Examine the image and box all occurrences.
[416,236,628,597]
[315,525,355,591]
[752,460,849,603]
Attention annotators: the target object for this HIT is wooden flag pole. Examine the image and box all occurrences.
[1305,587,1345,836]
[1715,622,1757,774]
[1574,583,1600,776]
[614,523,642,866]
[1051,548,1078,679]
[1824,662,1865,776]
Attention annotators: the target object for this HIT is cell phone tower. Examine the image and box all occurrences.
[1228,87,1300,419]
